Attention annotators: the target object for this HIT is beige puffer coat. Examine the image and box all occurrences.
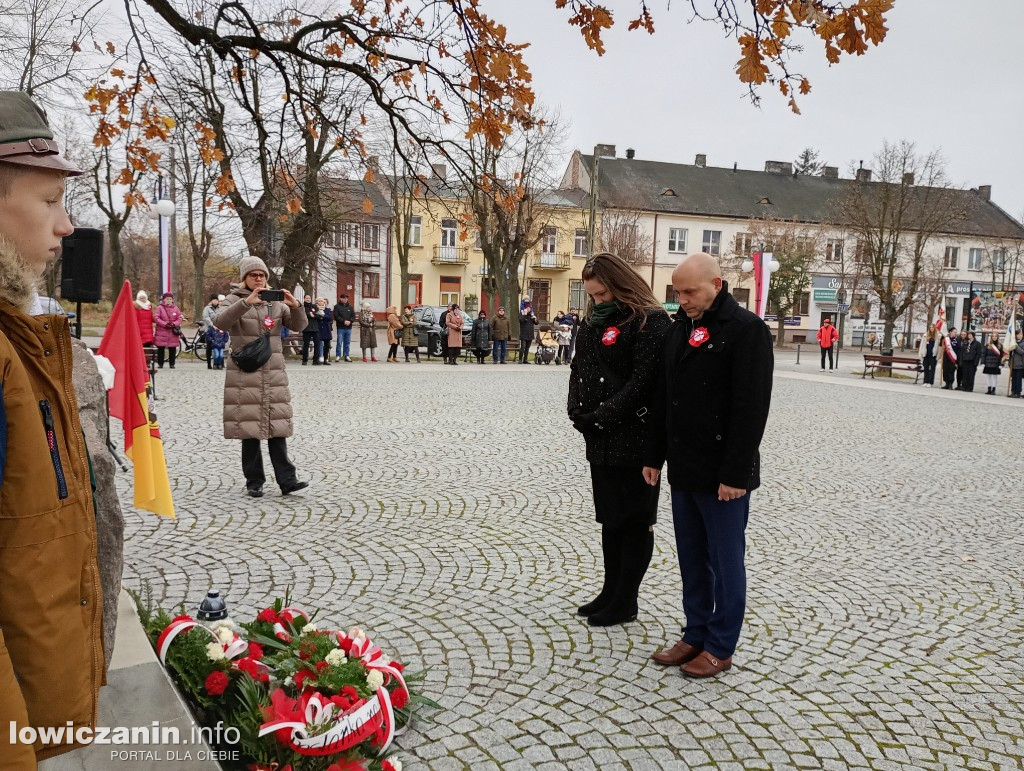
[213,287,307,440]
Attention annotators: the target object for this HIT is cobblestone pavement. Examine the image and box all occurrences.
[119,357,1024,771]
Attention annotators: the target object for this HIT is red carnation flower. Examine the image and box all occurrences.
[236,657,269,683]
[316,661,328,672]
[293,669,316,690]
[388,661,404,672]
[248,642,264,660]
[381,762,398,771]
[205,670,230,696]
[257,608,280,624]
[391,689,408,710]
[330,694,352,711]
[341,685,359,701]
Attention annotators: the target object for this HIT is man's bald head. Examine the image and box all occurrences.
[672,252,723,320]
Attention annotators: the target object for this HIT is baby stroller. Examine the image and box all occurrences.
[534,324,558,364]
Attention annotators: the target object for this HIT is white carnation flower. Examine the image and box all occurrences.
[325,649,347,667]
[216,627,234,645]
[205,642,226,661]
[210,618,234,632]
[300,622,319,635]
[387,761,402,771]
[366,670,385,690]
[284,675,294,687]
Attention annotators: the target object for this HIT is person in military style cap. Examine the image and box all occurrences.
[0,92,105,768]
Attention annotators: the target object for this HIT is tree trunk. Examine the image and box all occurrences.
[776,314,786,348]
[193,255,207,325]
[882,318,897,351]
[495,272,521,338]
[108,220,126,298]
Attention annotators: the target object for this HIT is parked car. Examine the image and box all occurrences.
[39,295,76,319]
[410,305,473,357]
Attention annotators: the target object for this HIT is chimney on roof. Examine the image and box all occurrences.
[367,155,380,174]
[430,163,447,180]
[625,148,635,159]
[765,160,793,175]
[695,154,707,168]
[856,168,872,182]
[733,162,737,172]
[902,172,914,186]
[977,185,992,201]
[595,143,616,158]
[822,166,838,178]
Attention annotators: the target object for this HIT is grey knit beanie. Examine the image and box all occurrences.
[239,254,270,281]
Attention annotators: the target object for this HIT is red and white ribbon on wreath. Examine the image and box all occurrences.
[157,617,260,671]
[345,628,411,736]
[258,688,397,756]
[272,607,311,641]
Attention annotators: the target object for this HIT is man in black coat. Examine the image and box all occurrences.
[333,293,356,361]
[643,253,773,678]
[941,327,959,389]
[518,301,537,363]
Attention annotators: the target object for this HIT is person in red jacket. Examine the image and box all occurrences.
[817,317,839,372]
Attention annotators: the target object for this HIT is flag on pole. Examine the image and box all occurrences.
[934,304,956,363]
[98,280,175,518]
[1006,305,1018,354]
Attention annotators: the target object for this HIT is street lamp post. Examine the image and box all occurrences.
[741,249,781,320]
[835,287,847,367]
[148,176,177,297]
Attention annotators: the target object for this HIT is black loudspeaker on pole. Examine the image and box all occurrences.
[60,227,105,339]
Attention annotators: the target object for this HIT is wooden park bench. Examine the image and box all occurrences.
[862,353,923,383]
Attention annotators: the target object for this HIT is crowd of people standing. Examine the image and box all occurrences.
[918,325,1022,396]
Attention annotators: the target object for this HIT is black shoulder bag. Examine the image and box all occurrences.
[230,304,274,372]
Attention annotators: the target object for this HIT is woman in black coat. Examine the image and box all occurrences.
[568,252,671,627]
[982,332,1006,395]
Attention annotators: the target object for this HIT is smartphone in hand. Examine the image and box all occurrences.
[259,289,285,302]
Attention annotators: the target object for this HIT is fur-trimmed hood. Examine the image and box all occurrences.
[0,237,39,311]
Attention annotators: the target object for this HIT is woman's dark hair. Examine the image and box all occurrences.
[581,252,662,328]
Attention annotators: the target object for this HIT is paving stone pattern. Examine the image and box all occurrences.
[119,360,1024,770]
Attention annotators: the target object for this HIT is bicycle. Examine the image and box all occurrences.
[176,326,210,362]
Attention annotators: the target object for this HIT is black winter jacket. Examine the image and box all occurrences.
[519,311,537,340]
[959,339,981,366]
[333,302,356,327]
[568,306,670,466]
[644,287,773,493]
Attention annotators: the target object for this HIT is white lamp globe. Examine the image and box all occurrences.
[146,204,160,221]
[740,259,753,272]
[155,198,176,217]
[767,258,780,272]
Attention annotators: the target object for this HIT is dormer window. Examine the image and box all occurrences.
[757,196,772,205]
[661,188,677,197]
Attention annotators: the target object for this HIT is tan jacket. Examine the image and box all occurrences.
[0,240,103,767]
[385,306,402,345]
[214,287,307,440]
[446,310,463,348]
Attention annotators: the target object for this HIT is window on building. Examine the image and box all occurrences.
[733,288,750,308]
[323,223,342,248]
[943,246,959,269]
[702,230,721,255]
[574,229,588,257]
[346,224,360,249]
[854,241,870,264]
[440,219,457,247]
[968,247,983,270]
[569,280,586,311]
[734,232,753,256]
[362,271,380,298]
[665,285,678,303]
[407,216,422,246]
[825,239,843,263]
[992,248,1007,272]
[474,229,482,250]
[439,275,461,306]
[541,226,557,254]
[362,223,380,251]
[668,228,688,253]
[793,292,810,316]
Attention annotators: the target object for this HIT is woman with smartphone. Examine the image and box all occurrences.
[214,256,310,498]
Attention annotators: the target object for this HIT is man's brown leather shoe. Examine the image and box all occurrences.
[651,640,702,666]
[681,651,732,678]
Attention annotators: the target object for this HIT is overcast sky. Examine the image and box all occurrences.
[500,0,1024,219]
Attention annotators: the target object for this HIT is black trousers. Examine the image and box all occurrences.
[942,358,956,387]
[519,338,532,362]
[961,363,977,392]
[156,346,177,368]
[301,331,317,363]
[587,464,659,615]
[820,346,833,370]
[922,356,937,384]
[447,347,461,363]
[403,345,419,362]
[241,437,297,490]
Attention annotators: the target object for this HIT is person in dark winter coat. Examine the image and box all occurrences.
[316,298,334,365]
[471,310,492,363]
[568,252,670,628]
[491,306,510,364]
[958,331,981,391]
[400,304,420,362]
[917,323,937,387]
[941,328,959,389]
[301,295,321,365]
[518,302,537,363]
[1009,331,1024,397]
[982,332,1006,395]
[645,253,773,679]
[333,293,356,361]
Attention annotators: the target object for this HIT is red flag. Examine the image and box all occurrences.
[98,280,175,518]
